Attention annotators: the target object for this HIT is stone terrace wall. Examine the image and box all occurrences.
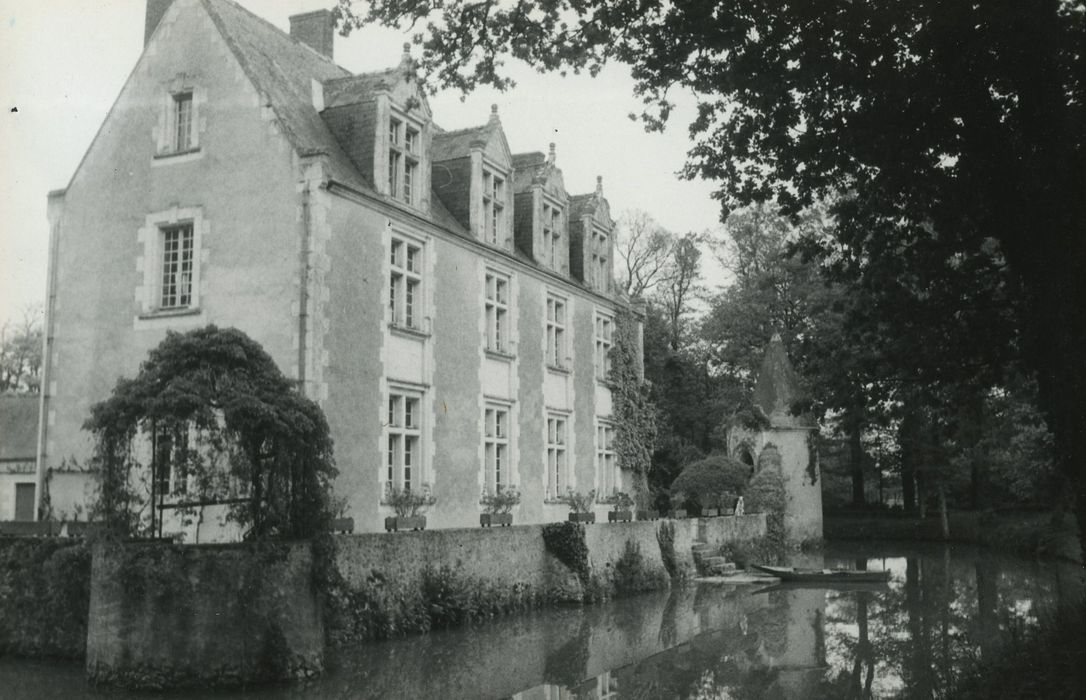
[86,541,322,689]
[701,513,768,551]
[0,537,91,658]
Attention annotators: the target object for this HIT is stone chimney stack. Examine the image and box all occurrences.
[289,10,335,60]
[144,0,174,46]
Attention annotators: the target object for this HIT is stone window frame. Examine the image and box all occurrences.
[481,165,507,246]
[590,223,610,292]
[388,232,426,332]
[545,292,569,371]
[484,269,511,355]
[594,309,614,382]
[153,77,205,164]
[384,383,426,498]
[545,411,570,501]
[595,419,618,500]
[541,197,564,272]
[387,108,423,207]
[482,400,513,495]
[136,206,207,324]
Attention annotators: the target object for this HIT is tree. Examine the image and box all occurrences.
[337,0,1086,559]
[84,326,337,540]
[1,306,43,394]
[657,232,704,350]
[614,209,674,298]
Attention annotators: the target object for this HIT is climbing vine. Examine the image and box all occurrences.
[84,326,337,540]
[806,431,819,485]
[610,308,657,500]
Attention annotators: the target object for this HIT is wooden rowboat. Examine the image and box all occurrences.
[751,564,892,583]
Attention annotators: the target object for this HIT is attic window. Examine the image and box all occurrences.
[543,201,562,270]
[388,116,421,205]
[482,168,505,246]
[173,92,193,151]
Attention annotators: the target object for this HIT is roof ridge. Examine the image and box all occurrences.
[434,122,492,138]
[204,0,349,73]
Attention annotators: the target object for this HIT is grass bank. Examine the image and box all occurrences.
[951,598,1086,699]
[823,509,1081,562]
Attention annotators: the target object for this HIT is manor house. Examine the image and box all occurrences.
[35,0,641,535]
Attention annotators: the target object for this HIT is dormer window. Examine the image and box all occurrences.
[388,114,421,205]
[483,169,506,246]
[591,226,610,291]
[543,201,562,270]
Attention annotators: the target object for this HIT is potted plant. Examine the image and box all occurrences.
[700,493,721,518]
[566,488,597,523]
[607,491,634,522]
[384,486,436,532]
[480,485,521,527]
[669,490,687,519]
[718,491,739,515]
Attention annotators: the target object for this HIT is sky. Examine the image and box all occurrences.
[0,0,725,327]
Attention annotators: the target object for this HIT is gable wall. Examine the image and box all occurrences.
[41,0,302,471]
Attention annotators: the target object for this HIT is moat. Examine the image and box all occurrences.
[2,541,1080,699]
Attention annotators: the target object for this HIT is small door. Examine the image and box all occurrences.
[14,483,35,521]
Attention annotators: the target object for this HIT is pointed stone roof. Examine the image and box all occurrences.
[753,333,814,429]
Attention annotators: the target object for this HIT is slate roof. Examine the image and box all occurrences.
[569,192,598,219]
[432,124,495,162]
[323,68,405,108]
[0,395,38,462]
[752,334,815,429]
[201,0,468,236]
[512,152,547,191]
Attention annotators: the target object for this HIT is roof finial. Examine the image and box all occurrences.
[596,175,603,195]
[488,103,500,123]
[548,142,556,163]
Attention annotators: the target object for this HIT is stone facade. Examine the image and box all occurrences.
[35,0,640,536]
[728,335,823,543]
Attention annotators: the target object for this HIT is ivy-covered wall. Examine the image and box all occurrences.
[0,538,91,658]
[86,541,323,689]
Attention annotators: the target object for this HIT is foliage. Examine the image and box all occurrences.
[668,490,686,512]
[610,309,656,495]
[83,325,337,540]
[608,491,634,512]
[612,540,667,594]
[564,488,596,514]
[0,539,91,658]
[480,484,520,515]
[655,520,679,579]
[387,487,437,518]
[722,536,785,569]
[745,468,787,547]
[614,210,675,298]
[542,521,590,584]
[0,306,43,394]
[670,455,751,509]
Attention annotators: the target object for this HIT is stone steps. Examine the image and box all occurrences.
[691,541,735,576]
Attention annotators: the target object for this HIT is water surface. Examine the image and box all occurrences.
[2,541,1080,699]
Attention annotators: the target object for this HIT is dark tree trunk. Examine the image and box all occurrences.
[899,395,919,512]
[849,417,865,508]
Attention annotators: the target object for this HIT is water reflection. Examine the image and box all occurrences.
[1,543,1080,699]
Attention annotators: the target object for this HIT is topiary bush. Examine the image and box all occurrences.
[746,467,787,547]
[670,455,752,510]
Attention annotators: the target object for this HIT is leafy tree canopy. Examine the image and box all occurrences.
[85,325,337,540]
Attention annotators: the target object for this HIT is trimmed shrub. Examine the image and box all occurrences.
[746,467,787,546]
[670,455,752,509]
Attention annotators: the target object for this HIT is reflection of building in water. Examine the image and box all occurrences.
[767,589,829,699]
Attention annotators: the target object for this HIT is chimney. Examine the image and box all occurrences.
[289,10,334,60]
[145,0,174,46]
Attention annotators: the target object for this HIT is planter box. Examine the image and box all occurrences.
[480,513,513,528]
[608,510,632,523]
[701,508,720,518]
[568,512,596,524]
[385,515,426,532]
[636,510,660,521]
[669,509,687,520]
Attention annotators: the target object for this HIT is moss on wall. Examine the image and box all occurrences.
[0,538,91,658]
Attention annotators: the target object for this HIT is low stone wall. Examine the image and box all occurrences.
[86,541,323,689]
[700,513,769,551]
[0,537,91,658]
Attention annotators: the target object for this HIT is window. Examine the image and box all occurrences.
[542,202,561,269]
[159,224,194,309]
[545,295,567,368]
[482,169,505,245]
[485,272,509,353]
[595,312,613,380]
[390,236,423,329]
[546,414,568,499]
[153,424,189,497]
[484,404,510,493]
[591,226,610,291]
[597,421,617,498]
[386,389,422,494]
[172,92,194,152]
[388,116,420,205]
